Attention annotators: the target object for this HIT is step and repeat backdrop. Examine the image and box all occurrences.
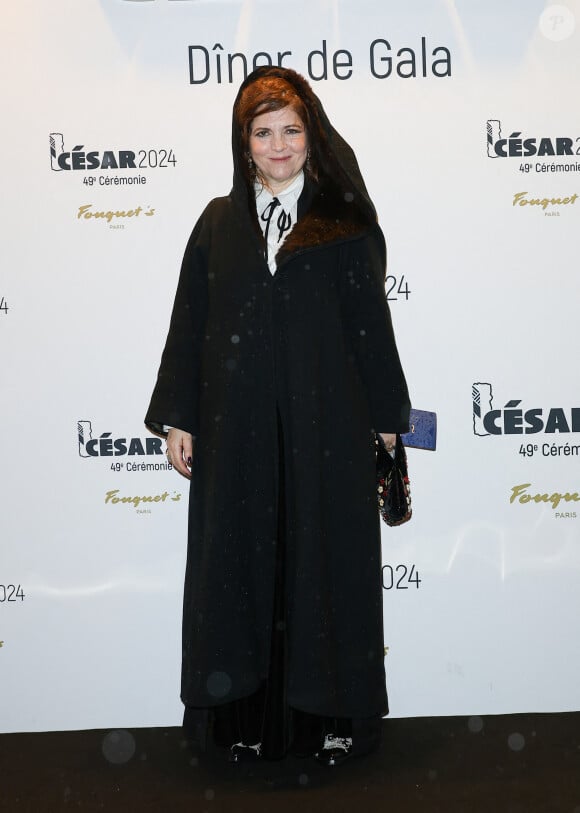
[1,0,580,733]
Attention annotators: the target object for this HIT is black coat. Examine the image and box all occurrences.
[146,68,410,719]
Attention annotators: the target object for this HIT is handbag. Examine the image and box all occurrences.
[375,433,412,527]
[401,408,437,451]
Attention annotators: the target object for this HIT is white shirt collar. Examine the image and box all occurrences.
[255,171,304,214]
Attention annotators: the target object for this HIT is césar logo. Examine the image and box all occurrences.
[486,120,575,158]
[78,420,163,458]
[50,133,137,171]
[472,383,580,437]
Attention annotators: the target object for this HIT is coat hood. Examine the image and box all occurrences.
[231,66,377,256]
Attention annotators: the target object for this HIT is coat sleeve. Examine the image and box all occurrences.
[338,224,411,433]
[145,213,209,437]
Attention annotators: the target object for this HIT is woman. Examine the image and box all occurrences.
[145,66,410,766]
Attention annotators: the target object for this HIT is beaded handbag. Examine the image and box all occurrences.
[375,433,412,527]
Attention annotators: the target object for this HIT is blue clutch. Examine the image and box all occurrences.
[401,409,437,451]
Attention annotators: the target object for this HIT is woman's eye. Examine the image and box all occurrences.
[286,128,301,136]
[254,130,269,138]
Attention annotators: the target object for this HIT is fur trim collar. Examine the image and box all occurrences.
[275,176,375,265]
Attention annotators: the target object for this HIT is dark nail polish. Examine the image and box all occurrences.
[187,457,192,466]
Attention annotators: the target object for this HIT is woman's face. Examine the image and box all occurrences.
[249,106,308,194]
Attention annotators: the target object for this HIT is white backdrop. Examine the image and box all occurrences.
[2,0,580,733]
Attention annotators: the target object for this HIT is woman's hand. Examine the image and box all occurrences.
[378,432,396,454]
[166,428,194,479]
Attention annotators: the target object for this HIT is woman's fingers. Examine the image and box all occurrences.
[378,432,396,452]
[182,435,194,470]
[166,428,194,479]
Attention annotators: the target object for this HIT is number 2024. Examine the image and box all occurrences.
[0,585,25,602]
[382,564,421,590]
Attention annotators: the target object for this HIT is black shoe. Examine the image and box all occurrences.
[314,735,353,767]
[228,742,262,763]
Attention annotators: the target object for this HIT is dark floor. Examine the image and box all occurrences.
[2,712,580,813]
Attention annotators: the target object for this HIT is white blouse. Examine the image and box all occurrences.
[255,171,304,273]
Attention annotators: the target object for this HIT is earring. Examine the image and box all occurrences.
[305,149,312,173]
